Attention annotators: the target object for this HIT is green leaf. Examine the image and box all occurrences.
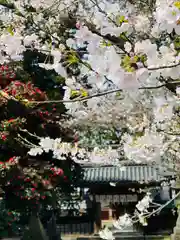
[125,66,135,72]
[7,25,14,36]
[67,53,79,66]
[174,37,180,51]
[174,1,180,10]
[80,89,88,97]
[71,90,80,98]
[118,15,128,24]
[140,54,147,63]
[119,32,128,41]
[101,40,112,47]
[116,92,121,97]
[122,55,131,66]
[133,55,139,63]
[54,76,65,84]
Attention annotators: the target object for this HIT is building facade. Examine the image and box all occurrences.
[79,164,176,233]
[56,164,177,236]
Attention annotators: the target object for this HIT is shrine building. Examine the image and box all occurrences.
[79,164,176,233]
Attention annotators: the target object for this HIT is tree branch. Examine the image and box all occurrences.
[157,129,180,136]
[19,128,41,139]
[19,80,180,105]
[144,191,180,218]
[111,191,180,234]
[148,62,180,70]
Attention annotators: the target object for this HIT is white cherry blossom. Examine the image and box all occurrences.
[1,0,179,234]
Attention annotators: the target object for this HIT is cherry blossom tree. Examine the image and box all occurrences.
[0,0,179,238]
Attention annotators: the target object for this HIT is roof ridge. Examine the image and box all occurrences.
[83,164,158,169]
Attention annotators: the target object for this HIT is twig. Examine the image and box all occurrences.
[20,80,180,105]
[157,129,180,136]
[19,128,41,139]
[148,62,180,70]
[111,191,180,235]
[14,137,34,148]
[144,191,180,218]
[17,134,38,148]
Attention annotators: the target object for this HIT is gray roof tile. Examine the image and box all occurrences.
[83,165,162,183]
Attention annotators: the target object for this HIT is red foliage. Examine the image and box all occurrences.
[0,65,16,88]
[4,81,47,101]
[0,63,82,212]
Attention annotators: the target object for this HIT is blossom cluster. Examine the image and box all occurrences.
[28,136,121,165]
[0,0,179,233]
[0,0,178,165]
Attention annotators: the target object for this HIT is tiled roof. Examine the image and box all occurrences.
[82,165,163,183]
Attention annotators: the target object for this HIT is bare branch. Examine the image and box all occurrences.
[19,128,41,139]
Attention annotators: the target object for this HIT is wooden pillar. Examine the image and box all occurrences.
[109,207,113,220]
[94,202,102,233]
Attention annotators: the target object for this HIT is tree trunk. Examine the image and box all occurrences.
[22,210,48,240]
[47,211,60,240]
[46,190,61,240]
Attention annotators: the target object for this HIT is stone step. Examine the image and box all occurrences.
[77,235,170,240]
